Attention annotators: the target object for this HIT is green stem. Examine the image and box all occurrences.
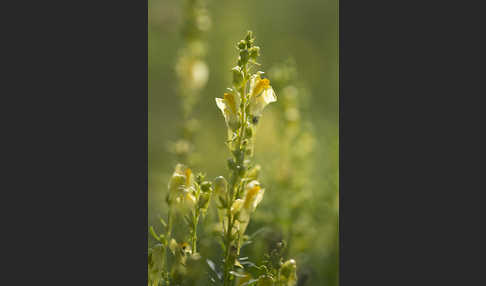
[223,64,249,286]
[164,209,173,286]
[191,208,199,253]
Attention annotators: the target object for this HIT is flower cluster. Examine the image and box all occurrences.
[149,164,213,286]
[213,31,296,286]
[149,31,299,286]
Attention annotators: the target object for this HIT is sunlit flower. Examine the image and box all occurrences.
[167,164,196,210]
[249,73,277,118]
[234,180,265,236]
[216,92,240,130]
[242,180,265,212]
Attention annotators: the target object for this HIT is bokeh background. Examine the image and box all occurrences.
[149,0,338,285]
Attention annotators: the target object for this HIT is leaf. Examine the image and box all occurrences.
[229,271,247,278]
[241,279,259,286]
[241,240,253,248]
[249,227,270,239]
[149,226,161,242]
[240,261,258,268]
[159,217,167,228]
[234,259,244,268]
[206,259,222,280]
[184,215,193,227]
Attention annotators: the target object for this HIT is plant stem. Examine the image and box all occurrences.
[164,209,173,286]
[223,65,248,286]
[191,207,199,253]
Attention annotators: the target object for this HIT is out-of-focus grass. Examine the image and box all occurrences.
[149,0,338,285]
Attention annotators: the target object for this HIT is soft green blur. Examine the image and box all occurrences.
[149,0,338,285]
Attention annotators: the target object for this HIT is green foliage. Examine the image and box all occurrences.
[149,0,338,285]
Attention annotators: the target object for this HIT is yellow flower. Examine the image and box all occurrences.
[249,74,277,118]
[234,180,265,236]
[167,164,196,210]
[216,92,240,130]
[242,180,265,212]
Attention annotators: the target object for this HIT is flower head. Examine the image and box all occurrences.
[216,92,240,130]
[243,180,265,212]
[249,73,277,118]
[167,164,196,210]
[232,180,265,236]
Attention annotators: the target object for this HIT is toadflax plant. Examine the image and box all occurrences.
[148,31,298,286]
[214,31,277,285]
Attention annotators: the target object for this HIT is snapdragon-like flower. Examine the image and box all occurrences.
[232,180,265,235]
[215,92,241,130]
[243,180,265,212]
[249,73,277,119]
[167,164,196,210]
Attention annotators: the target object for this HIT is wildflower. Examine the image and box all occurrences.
[214,176,228,199]
[242,180,265,212]
[235,181,265,235]
[216,92,241,130]
[249,73,277,119]
[167,164,196,210]
[180,242,192,256]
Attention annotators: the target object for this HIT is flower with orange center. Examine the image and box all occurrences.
[249,73,277,118]
[167,164,196,210]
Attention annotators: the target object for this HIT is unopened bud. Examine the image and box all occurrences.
[232,66,244,88]
[237,40,246,50]
[213,176,228,198]
[249,46,260,60]
[201,181,212,192]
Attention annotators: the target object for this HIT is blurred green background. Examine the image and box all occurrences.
[149,0,338,285]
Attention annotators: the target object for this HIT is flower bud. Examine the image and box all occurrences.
[168,173,186,194]
[280,259,297,286]
[213,176,228,198]
[239,49,249,65]
[237,40,246,50]
[246,164,261,180]
[245,31,253,43]
[249,46,260,60]
[232,66,244,88]
[169,238,178,255]
[200,181,212,192]
[198,191,211,213]
[227,158,236,170]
